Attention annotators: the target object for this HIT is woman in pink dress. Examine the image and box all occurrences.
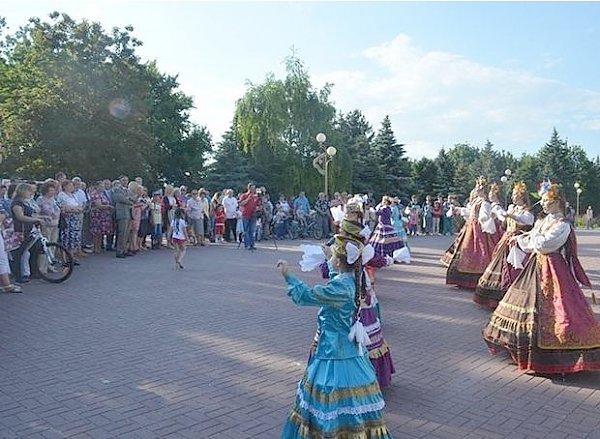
[90,181,114,253]
[442,177,502,289]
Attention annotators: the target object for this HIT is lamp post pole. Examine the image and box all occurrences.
[574,182,582,221]
[316,133,336,198]
[500,168,512,208]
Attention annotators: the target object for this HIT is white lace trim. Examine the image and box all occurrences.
[363,320,381,335]
[295,382,385,421]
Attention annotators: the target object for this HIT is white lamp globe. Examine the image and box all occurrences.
[504,169,512,176]
[500,176,508,183]
[326,146,337,157]
[577,188,583,195]
[574,182,580,189]
[316,133,326,143]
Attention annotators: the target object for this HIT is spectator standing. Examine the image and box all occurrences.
[113,176,136,258]
[222,189,238,242]
[432,199,443,235]
[239,183,262,250]
[314,192,331,238]
[186,189,204,246]
[150,191,163,249]
[37,180,61,273]
[11,183,48,282]
[90,181,114,253]
[72,177,91,256]
[564,202,575,225]
[128,182,143,254]
[208,192,221,242]
[103,179,116,251]
[214,205,225,243]
[0,185,11,213]
[57,180,84,265]
[586,206,594,229]
[0,205,22,293]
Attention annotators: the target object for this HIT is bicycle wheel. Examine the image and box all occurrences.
[37,243,74,283]
[288,223,300,240]
[311,224,324,240]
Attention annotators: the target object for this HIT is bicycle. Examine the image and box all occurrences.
[287,212,324,240]
[20,224,74,283]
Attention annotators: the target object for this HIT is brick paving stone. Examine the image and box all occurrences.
[0,231,599,438]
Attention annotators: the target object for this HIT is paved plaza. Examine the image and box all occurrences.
[1,231,599,439]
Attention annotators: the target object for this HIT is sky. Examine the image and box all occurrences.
[2,1,600,160]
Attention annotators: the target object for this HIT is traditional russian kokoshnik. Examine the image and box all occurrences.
[482,182,600,374]
[277,228,392,438]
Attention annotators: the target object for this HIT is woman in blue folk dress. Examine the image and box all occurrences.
[277,235,392,439]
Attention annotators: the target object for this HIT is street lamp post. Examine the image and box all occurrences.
[315,133,337,198]
[574,182,582,220]
[500,168,512,208]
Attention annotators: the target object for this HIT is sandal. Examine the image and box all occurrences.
[1,284,23,293]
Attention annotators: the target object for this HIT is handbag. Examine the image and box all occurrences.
[2,217,23,252]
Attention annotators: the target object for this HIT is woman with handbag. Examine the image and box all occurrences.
[10,183,50,283]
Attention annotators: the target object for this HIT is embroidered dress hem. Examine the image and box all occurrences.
[281,356,392,439]
[483,250,600,374]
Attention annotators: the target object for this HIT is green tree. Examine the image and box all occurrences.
[334,110,376,194]
[0,12,207,186]
[371,115,409,197]
[234,54,346,197]
[204,127,251,193]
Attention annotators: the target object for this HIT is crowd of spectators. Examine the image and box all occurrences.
[0,171,468,293]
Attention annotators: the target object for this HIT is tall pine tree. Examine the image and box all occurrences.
[372,115,409,197]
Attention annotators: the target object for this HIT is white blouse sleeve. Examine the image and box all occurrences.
[516,220,571,254]
[479,201,496,234]
[512,210,534,226]
[492,203,507,222]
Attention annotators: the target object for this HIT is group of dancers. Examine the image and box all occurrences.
[442,177,600,375]
[273,176,598,438]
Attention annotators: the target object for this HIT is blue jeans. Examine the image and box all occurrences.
[243,217,257,249]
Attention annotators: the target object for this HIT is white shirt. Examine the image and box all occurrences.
[73,189,88,206]
[57,191,80,209]
[171,218,187,240]
[222,195,239,219]
[516,213,571,254]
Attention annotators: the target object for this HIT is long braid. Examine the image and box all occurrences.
[352,261,366,322]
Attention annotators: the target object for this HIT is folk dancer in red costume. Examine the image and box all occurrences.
[441,177,503,289]
[474,182,534,309]
[483,182,600,375]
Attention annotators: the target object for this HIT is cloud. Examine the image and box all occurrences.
[314,34,600,159]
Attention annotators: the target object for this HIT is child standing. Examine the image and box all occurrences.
[214,205,225,243]
[150,191,163,249]
[171,208,188,269]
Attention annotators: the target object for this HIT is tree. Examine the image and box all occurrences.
[234,54,344,197]
[334,110,376,194]
[0,12,207,186]
[446,143,480,201]
[204,127,251,193]
[371,115,409,197]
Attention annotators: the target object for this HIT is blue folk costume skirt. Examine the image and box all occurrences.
[282,354,392,438]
